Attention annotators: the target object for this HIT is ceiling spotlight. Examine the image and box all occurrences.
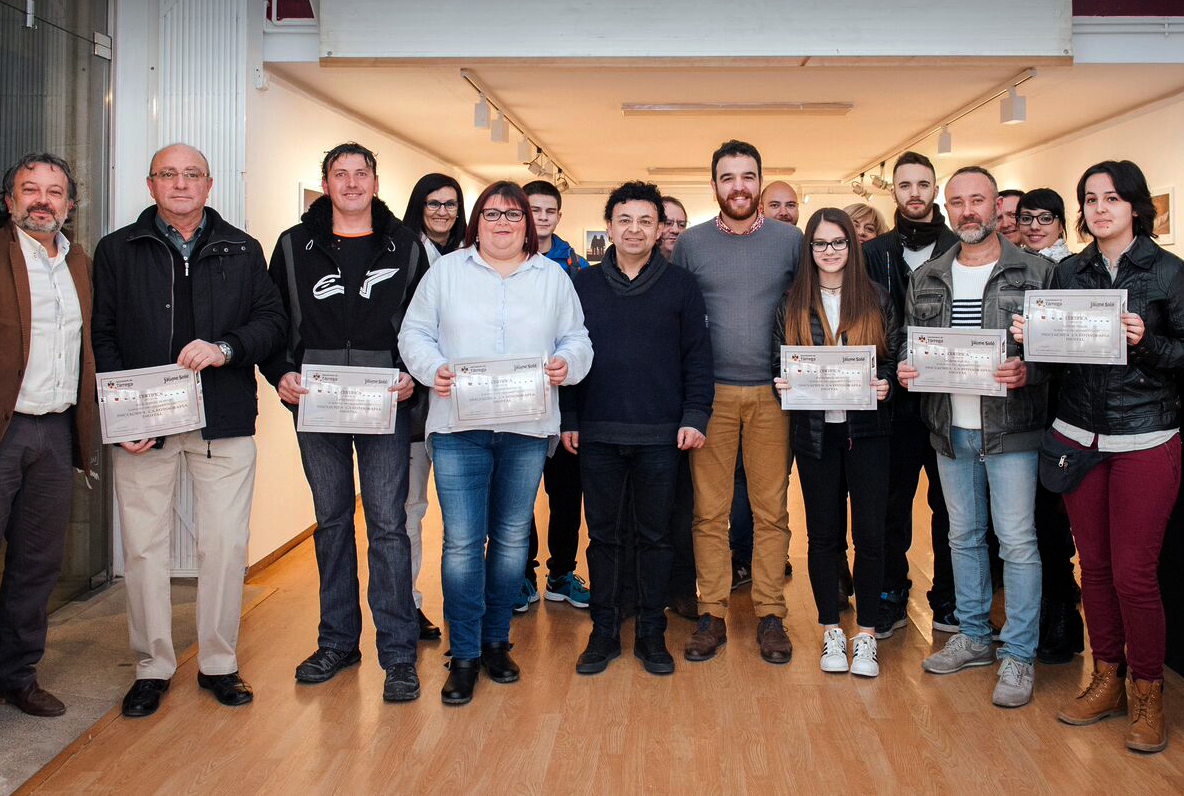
[937,125,953,156]
[490,111,509,143]
[527,150,544,175]
[555,171,569,192]
[850,180,868,197]
[517,137,533,162]
[870,175,891,191]
[474,94,490,128]
[1000,85,1026,125]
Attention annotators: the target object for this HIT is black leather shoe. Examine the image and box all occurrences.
[121,678,170,718]
[634,635,675,675]
[575,634,621,675]
[2,680,66,717]
[1037,598,1086,665]
[480,641,520,683]
[383,663,421,702]
[417,609,442,641]
[295,647,362,683]
[197,671,253,706]
[441,658,479,705]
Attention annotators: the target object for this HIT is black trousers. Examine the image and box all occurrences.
[0,412,73,690]
[527,443,582,580]
[580,441,680,639]
[1036,482,1077,600]
[883,411,955,609]
[796,424,889,627]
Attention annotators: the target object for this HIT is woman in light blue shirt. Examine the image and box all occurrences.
[398,180,592,706]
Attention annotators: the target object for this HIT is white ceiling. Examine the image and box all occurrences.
[265,60,1184,190]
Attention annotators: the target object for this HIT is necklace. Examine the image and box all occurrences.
[820,284,842,296]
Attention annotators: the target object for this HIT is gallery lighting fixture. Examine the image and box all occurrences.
[527,150,544,176]
[490,111,509,143]
[555,171,569,192]
[473,94,490,128]
[517,136,533,163]
[622,102,853,117]
[937,125,953,155]
[1000,86,1027,125]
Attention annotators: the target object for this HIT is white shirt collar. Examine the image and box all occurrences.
[15,225,70,266]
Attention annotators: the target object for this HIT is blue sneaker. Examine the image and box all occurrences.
[544,571,590,608]
[513,578,539,614]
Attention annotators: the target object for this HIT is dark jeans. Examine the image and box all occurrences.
[0,412,72,690]
[667,452,696,599]
[527,442,581,580]
[883,411,955,609]
[581,441,680,639]
[797,425,889,627]
[1036,483,1077,601]
[432,431,548,659]
[296,419,417,668]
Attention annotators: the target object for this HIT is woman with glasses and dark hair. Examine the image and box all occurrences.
[773,208,900,678]
[396,174,468,642]
[398,180,592,706]
[1013,160,1184,752]
[1017,188,1074,264]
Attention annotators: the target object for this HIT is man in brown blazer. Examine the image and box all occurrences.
[0,153,95,717]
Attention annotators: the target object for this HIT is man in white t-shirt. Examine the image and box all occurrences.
[898,166,1055,710]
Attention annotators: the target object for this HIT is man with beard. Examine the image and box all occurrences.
[900,166,1053,708]
[862,151,960,640]
[998,189,1024,246]
[0,154,94,717]
[672,140,801,665]
[760,181,799,226]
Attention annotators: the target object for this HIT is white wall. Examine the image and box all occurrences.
[241,75,482,564]
[986,90,1184,255]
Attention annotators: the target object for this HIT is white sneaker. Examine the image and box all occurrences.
[819,628,848,673]
[850,632,880,677]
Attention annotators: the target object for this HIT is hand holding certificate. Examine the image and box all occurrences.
[1022,289,1127,365]
[97,364,206,444]
[450,354,550,426]
[296,365,399,434]
[906,326,1007,397]
[779,346,878,411]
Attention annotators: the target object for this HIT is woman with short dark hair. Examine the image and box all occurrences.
[1017,188,1073,263]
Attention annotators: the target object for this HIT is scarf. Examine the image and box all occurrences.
[895,204,948,251]
[601,245,668,296]
[1032,237,1074,264]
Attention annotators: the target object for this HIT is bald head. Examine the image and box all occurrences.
[146,142,213,224]
[149,143,210,178]
[761,181,799,226]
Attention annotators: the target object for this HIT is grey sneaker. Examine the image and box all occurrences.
[921,633,994,674]
[992,657,1034,708]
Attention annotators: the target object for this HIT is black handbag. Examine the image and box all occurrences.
[1037,429,1112,494]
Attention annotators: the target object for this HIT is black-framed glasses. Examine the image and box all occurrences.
[480,208,525,222]
[426,199,459,214]
[810,238,849,252]
[1018,212,1057,226]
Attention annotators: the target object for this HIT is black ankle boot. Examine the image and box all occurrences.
[480,641,520,683]
[1037,598,1085,665]
[441,658,479,705]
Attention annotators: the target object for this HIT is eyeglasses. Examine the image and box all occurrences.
[810,238,849,252]
[612,216,658,229]
[663,220,688,230]
[480,208,525,223]
[1018,212,1057,226]
[426,199,459,214]
[150,169,208,182]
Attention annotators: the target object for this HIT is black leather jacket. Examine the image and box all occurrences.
[1050,236,1184,435]
[772,283,900,459]
[902,235,1056,458]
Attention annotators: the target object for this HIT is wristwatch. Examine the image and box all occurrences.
[216,340,234,364]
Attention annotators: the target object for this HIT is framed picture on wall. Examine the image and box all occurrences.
[299,181,324,215]
[1151,187,1174,245]
[584,230,608,264]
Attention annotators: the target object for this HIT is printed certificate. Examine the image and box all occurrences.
[96,364,205,444]
[780,345,877,411]
[452,354,549,425]
[906,326,1007,398]
[296,365,399,434]
[1022,289,1127,365]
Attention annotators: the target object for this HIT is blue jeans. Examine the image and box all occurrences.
[296,420,417,668]
[935,427,1041,663]
[431,431,548,660]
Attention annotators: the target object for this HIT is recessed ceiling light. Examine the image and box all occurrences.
[622,102,853,117]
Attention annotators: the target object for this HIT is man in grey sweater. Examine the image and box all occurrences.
[672,140,802,665]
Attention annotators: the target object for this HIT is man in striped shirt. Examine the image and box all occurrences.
[898,166,1055,710]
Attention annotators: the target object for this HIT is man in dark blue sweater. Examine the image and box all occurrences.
[560,181,714,676]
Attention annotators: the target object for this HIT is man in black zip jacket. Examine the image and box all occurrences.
[861,151,961,639]
[92,143,286,718]
[259,142,427,703]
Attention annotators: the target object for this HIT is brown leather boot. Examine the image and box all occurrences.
[1126,676,1167,753]
[756,615,793,664]
[684,614,726,661]
[1056,659,1127,725]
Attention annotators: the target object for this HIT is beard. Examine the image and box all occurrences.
[899,199,934,221]
[717,190,756,221]
[15,203,65,234]
[955,209,998,244]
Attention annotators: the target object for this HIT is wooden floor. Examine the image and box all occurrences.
[24,477,1184,794]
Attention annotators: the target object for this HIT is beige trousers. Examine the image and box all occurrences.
[113,431,256,678]
[690,384,791,618]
